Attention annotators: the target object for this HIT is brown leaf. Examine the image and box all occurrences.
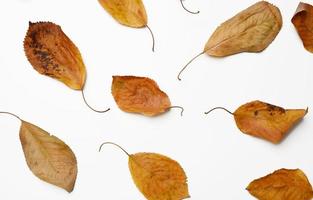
[247,169,313,200]
[292,2,313,53]
[234,101,307,143]
[129,153,190,200]
[24,22,86,90]
[206,100,307,143]
[98,0,147,28]
[111,76,171,116]
[205,1,282,57]
[19,121,77,192]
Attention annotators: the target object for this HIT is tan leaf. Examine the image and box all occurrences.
[24,22,86,90]
[111,76,171,116]
[206,100,307,143]
[129,153,190,200]
[177,1,282,80]
[205,1,282,57]
[98,0,147,28]
[19,121,77,192]
[292,2,313,53]
[247,169,313,200]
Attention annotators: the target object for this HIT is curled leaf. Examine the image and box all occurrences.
[205,100,307,143]
[129,153,190,200]
[247,169,313,200]
[178,1,282,80]
[111,76,173,116]
[24,22,86,90]
[292,2,313,53]
[20,121,77,192]
[234,101,307,143]
[99,142,190,200]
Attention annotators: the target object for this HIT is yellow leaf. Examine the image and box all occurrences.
[20,121,77,192]
[247,169,313,200]
[98,0,155,51]
[98,0,147,28]
[111,76,172,116]
[99,142,189,200]
[129,153,190,200]
[24,22,86,90]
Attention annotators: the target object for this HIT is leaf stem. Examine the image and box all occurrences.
[177,51,204,81]
[168,106,185,116]
[99,142,130,157]
[81,90,110,113]
[0,111,22,122]
[146,25,155,52]
[204,107,234,115]
[180,0,200,14]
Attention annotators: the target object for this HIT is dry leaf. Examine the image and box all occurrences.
[292,2,313,53]
[178,1,282,80]
[206,100,307,143]
[20,121,77,192]
[24,22,109,113]
[234,101,307,143]
[205,1,282,57]
[98,0,155,51]
[98,0,147,28]
[129,153,190,200]
[247,169,313,200]
[99,142,189,200]
[111,76,172,116]
[24,22,86,90]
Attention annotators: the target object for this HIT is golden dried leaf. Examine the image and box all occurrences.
[19,121,77,192]
[111,76,171,116]
[129,153,190,200]
[98,0,147,28]
[24,22,86,90]
[247,169,313,200]
[234,100,307,143]
[205,1,282,57]
[292,2,313,53]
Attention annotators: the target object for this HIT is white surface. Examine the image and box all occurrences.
[0,0,312,199]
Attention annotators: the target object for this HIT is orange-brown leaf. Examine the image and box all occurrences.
[129,153,189,200]
[24,22,86,90]
[234,100,307,143]
[204,1,282,57]
[19,121,77,192]
[292,2,313,53]
[98,0,147,28]
[111,76,171,116]
[247,169,313,200]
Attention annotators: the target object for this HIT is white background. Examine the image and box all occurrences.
[0,0,312,199]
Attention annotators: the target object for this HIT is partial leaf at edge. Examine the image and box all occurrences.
[292,2,313,53]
